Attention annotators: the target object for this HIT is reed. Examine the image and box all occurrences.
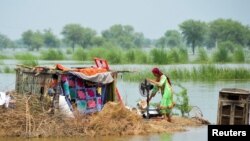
[72,47,88,61]
[15,53,37,60]
[40,49,65,60]
[233,47,245,63]
[195,47,209,63]
[19,59,39,67]
[150,48,168,64]
[123,65,250,82]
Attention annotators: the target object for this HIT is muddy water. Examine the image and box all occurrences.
[1,73,250,141]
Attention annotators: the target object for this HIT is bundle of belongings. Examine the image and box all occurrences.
[137,99,162,118]
[0,91,16,109]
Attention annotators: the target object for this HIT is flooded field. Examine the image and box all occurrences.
[1,70,249,141]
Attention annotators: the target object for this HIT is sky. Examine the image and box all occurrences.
[0,0,250,40]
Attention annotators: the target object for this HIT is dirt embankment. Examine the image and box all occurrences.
[0,93,209,137]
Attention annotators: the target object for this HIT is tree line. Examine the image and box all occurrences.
[0,18,250,55]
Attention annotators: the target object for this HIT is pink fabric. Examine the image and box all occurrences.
[77,91,86,99]
[97,97,102,104]
[87,100,96,108]
[61,75,67,81]
[69,80,75,87]
[87,89,95,97]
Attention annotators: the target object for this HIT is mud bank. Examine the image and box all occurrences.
[0,93,209,137]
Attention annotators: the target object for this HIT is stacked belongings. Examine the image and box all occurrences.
[55,64,115,115]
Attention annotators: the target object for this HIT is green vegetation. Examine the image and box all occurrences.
[14,52,39,67]
[72,47,87,61]
[40,49,65,60]
[1,18,250,64]
[233,47,245,63]
[2,66,14,73]
[15,53,37,60]
[212,41,245,63]
[0,54,9,60]
[175,84,192,117]
[196,47,209,63]
[19,60,39,67]
[123,65,250,82]
[180,20,207,55]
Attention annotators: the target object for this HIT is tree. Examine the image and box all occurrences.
[61,24,84,51]
[102,24,145,48]
[31,31,44,51]
[91,36,105,47]
[22,30,44,51]
[43,29,60,48]
[155,37,166,48]
[0,33,15,50]
[179,20,207,55]
[22,30,33,49]
[209,19,247,47]
[164,30,182,48]
[246,26,250,48]
[79,27,97,48]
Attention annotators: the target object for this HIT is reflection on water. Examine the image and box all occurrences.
[0,73,16,91]
[0,73,250,141]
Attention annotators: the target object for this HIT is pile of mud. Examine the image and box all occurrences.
[0,92,209,137]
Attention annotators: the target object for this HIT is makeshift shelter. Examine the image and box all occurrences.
[15,58,121,114]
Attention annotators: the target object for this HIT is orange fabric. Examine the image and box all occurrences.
[55,64,108,76]
[76,68,107,76]
[56,64,70,71]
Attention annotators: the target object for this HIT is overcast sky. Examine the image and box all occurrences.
[0,0,249,40]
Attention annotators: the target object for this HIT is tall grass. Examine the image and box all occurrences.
[134,49,150,64]
[167,48,179,63]
[19,60,39,67]
[233,47,245,63]
[123,65,250,82]
[167,48,188,64]
[196,47,209,63]
[124,49,150,64]
[15,53,37,60]
[177,48,189,63]
[15,53,39,67]
[125,49,136,63]
[150,48,168,64]
[212,46,231,63]
[149,48,188,64]
[88,47,108,60]
[88,46,123,64]
[40,49,65,60]
[106,47,123,64]
[72,47,88,61]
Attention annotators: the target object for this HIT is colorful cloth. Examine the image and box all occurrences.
[152,75,173,114]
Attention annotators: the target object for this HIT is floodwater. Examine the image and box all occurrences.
[1,71,250,141]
